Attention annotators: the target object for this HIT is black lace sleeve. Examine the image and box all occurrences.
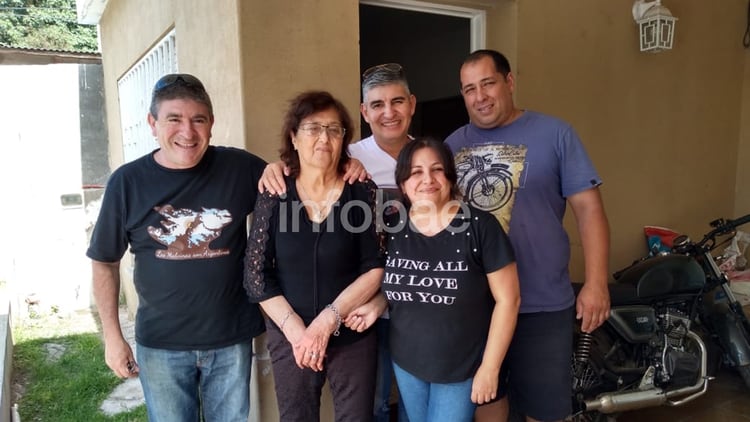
[243,191,279,300]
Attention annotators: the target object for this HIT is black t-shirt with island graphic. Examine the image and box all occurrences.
[383,204,515,383]
[87,146,267,350]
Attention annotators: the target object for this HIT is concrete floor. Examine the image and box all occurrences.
[615,365,750,422]
[614,302,750,422]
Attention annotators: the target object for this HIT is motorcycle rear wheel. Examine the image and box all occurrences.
[567,412,618,422]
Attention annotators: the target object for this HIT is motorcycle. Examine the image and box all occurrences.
[570,214,750,421]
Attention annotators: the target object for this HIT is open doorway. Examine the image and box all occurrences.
[359,1,485,141]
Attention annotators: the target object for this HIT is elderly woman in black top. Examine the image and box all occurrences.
[244,90,384,422]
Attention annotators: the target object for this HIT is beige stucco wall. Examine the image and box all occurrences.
[92,0,750,420]
[384,0,749,277]
[95,0,750,290]
[237,0,361,162]
[738,52,750,218]
[513,0,748,279]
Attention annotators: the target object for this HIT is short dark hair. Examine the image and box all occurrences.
[361,63,411,100]
[463,49,512,77]
[149,74,213,118]
[394,137,461,207]
[279,91,353,178]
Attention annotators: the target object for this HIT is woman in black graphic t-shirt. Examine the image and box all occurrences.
[347,138,520,422]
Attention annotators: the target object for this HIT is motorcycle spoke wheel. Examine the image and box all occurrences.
[566,412,618,422]
[572,359,599,392]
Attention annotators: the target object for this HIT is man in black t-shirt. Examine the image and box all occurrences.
[87,74,266,422]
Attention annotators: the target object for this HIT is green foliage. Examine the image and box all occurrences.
[0,0,98,52]
[13,310,146,421]
[13,333,147,421]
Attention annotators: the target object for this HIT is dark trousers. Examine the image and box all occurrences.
[266,324,377,422]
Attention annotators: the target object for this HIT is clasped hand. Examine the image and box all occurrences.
[291,315,333,372]
[343,300,382,333]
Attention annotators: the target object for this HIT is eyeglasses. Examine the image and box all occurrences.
[362,63,404,80]
[152,74,206,93]
[298,123,346,139]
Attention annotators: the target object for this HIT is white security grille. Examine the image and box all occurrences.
[117,30,177,163]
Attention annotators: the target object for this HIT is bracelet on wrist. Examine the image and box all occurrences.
[279,310,294,332]
[326,304,341,336]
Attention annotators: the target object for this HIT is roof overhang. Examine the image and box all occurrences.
[0,46,101,65]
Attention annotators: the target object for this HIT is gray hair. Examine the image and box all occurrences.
[361,63,411,100]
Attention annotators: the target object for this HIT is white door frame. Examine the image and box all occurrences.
[359,0,486,52]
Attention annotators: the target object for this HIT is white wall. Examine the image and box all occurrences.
[0,64,91,317]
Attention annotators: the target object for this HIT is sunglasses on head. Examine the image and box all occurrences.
[152,74,206,93]
[362,63,404,80]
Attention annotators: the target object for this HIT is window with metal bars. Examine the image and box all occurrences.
[117,30,177,163]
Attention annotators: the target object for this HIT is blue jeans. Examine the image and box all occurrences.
[374,318,409,422]
[136,341,252,422]
[393,362,476,422]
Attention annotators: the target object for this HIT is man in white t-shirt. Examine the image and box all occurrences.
[349,63,415,191]
[350,62,415,422]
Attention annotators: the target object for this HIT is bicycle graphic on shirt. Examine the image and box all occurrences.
[456,153,513,212]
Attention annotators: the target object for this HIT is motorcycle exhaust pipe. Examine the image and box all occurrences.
[583,331,710,414]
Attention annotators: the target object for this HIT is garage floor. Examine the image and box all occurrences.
[615,365,750,421]
[615,301,750,422]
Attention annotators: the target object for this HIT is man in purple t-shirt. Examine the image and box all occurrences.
[445,50,611,422]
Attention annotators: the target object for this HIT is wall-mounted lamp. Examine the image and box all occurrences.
[632,0,677,53]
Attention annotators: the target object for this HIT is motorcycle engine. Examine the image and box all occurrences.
[655,308,701,387]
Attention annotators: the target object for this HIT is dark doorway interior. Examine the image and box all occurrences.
[359,4,470,141]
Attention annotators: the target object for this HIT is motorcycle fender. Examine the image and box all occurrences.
[704,302,750,367]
